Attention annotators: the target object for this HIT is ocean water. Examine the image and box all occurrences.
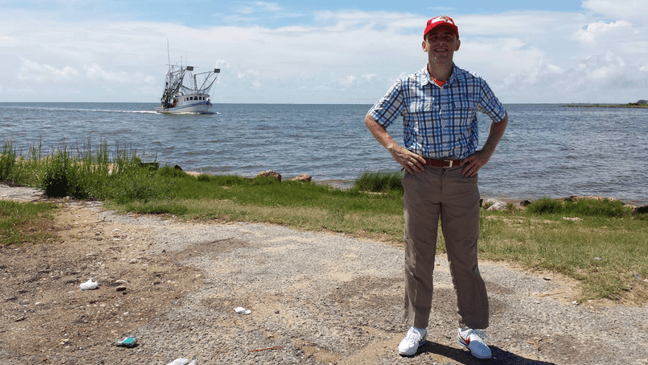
[1,102,647,205]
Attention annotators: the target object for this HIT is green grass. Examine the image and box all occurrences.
[480,199,648,303]
[2,139,647,304]
[0,200,58,247]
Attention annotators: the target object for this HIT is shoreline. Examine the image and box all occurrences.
[183,171,648,208]
[563,103,648,109]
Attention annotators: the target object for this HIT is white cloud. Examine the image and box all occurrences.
[582,0,648,24]
[255,2,281,12]
[215,60,231,69]
[578,52,626,81]
[337,75,357,87]
[235,1,281,14]
[362,73,378,82]
[0,35,14,45]
[1,6,647,103]
[237,70,260,79]
[576,20,632,42]
[84,63,130,83]
[17,58,79,82]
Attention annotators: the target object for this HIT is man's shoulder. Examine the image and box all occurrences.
[396,68,429,87]
[452,64,485,83]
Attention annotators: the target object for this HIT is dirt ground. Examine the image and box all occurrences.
[1,200,203,363]
[2,186,648,365]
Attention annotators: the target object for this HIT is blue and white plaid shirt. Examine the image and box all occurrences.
[369,64,506,160]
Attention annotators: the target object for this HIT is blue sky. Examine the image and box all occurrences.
[1,0,647,103]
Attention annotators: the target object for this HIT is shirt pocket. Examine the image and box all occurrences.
[451,100,477,125]
[407,97,433,113]
[406,98,435,124]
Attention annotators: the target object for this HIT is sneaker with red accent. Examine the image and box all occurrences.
[458,328,492,359]
[398,327,427,356]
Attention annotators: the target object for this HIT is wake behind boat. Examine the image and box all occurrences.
[157,63,220,114]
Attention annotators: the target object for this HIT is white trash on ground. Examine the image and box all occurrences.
[79,279,98,290]
[166,359,195,365]
[234,307,251,315]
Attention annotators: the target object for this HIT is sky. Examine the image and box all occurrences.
[1,0,647,104]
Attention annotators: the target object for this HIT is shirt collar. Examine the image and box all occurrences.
[422,63,458,87]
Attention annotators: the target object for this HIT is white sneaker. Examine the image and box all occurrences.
[398,327,427,356]
[458,328,492,359]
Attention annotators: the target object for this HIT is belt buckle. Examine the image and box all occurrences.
[444,160,454,168]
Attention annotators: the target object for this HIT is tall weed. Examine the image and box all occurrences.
[0,140,17,182]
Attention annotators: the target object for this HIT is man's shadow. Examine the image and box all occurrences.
[416,341,556,364]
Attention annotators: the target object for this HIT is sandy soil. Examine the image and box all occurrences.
[1,185,647,365]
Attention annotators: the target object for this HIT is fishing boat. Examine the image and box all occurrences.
[157,63,220,114]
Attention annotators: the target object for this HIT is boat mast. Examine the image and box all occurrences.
[167,40,171,71]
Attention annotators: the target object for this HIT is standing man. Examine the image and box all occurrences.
[365,16,508,359]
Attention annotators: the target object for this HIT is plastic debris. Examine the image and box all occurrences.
[234,307,251,315]
[166,359,196,365]
[248,346,282,353]
[80,279,98,290]
[116,337,137,348]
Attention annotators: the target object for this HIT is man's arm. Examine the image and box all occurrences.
[365,113,426,175]
[460,112,508,177]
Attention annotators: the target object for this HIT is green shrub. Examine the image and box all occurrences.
[197,174,211,182]
[353,171,404,193]
[562,198,631,217]
[157,166,189,178]
[209,175,250,186]
[527,197,633,217]
[41,146,77,197]
[0,140,17,182]
[526,198,564,215]
[251,176,281,186]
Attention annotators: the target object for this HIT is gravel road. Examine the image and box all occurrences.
[1,184,647,364]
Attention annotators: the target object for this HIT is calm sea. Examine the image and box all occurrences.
[1,103,647,205]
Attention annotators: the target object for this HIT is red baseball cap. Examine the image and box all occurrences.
[423,15,459,39]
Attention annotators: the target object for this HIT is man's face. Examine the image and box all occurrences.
[422,27,460,63]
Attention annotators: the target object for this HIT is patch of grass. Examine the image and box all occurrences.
[527,197,633,217]
[353,171,404,193]
[121,199,189,215]
[479,203,648,303]
[0,200,58,247]
[2,139,167,203]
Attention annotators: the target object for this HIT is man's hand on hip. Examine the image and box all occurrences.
[460,150,492,177]
[389,145,426,175]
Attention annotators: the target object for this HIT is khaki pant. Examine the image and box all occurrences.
[402,166,489,329]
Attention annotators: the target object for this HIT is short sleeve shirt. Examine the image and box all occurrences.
[368,64,506,160]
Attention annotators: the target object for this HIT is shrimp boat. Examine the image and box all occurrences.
[157,63,220,114]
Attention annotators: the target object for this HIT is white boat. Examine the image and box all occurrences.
[157,63,220,114]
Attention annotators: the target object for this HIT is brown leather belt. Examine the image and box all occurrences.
[424,159,463,168]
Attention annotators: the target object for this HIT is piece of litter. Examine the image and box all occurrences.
[116,337,137,348]
[234,307,251,314]
[166,359,195,365]
[248,346,282,353]
[80,279,98,290]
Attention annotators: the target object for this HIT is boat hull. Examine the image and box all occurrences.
[157,100,213,114]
